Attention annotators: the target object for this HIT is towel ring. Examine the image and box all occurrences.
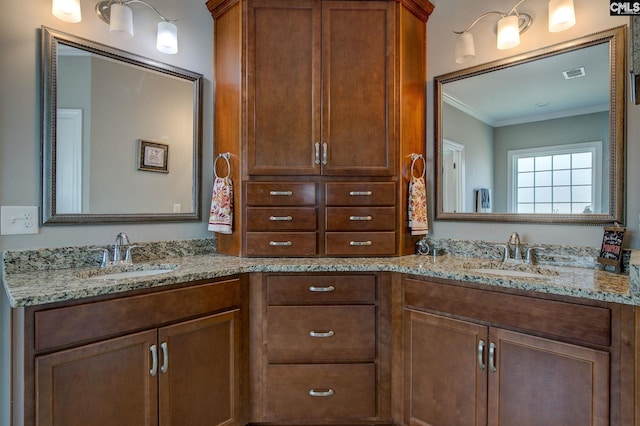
[214,152,231,179]
[410,154,425,179]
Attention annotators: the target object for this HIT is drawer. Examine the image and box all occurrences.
[267,274,376,304]
[267,363,376,421]
[34,278,241,352]
[267,305,376,362]
[246,182,316,206]
[325,206,396,231]
[325,182,395,206]
[246,207,316,231]
[404,278,612,347]
[325,232,396,256]
[245,232,317,256]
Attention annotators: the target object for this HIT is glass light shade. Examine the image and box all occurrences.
[110,3,134,38]
[549,0,576,32]
[497,15,520,50]
[454,32,475,64]
[157,22,178,54]
[52,0,82,23]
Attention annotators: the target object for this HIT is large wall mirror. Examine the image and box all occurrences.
[41,27,203,224]
[435,26,626,224]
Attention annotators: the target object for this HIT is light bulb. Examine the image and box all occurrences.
[110,3,134,38]
[549,0,576,32]
[52,0,82,23]
[157,21,178,54]
[497,15,520,50]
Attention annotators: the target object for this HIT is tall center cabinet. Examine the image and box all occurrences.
[207,0,434,257]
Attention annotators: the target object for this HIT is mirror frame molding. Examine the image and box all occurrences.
[434,26,626,225]
[41,26,203,224]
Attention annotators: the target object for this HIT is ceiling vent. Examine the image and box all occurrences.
[562,67,586,79]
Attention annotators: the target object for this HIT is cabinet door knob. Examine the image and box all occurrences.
[309,285,335,292]
[150,344,158,376]
[477,339,486,371]
[309,388,335,397]
[489,342,497,373]
[309,330,335,338]
[160,341,169,374]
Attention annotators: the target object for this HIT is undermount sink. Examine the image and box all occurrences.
[461,260,559,279]
[77,264,179,280]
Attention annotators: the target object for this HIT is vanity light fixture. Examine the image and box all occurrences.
[95,0,178,54]
[52,0,82,23]
[453,0,576,64]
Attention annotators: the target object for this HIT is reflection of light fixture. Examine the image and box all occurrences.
[453,0,576,64]
[52,0,82,23]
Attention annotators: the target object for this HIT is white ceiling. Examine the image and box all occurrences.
[442,42,610,127]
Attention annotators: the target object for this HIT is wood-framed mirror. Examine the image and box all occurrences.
[434,26,626,224]
[41,26,203,224]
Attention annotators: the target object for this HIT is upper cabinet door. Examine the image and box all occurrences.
[321,1,395,176]
[248,0,321,176]
[248,0,395,177]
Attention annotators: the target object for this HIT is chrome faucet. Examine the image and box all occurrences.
[113,232,131,264]
[507,232,522,262]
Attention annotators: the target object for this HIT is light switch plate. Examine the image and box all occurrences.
[1,206,39,235]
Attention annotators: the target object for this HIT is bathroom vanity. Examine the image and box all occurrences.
[3,242,637,426]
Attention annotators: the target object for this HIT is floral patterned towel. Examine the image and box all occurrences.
[208,176,233,234]
[408,174,428,235]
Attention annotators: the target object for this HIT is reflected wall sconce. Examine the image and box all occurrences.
[52,0,179,54]
[453,0,576,64]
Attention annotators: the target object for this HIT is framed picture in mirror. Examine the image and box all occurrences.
[138,140,169,173]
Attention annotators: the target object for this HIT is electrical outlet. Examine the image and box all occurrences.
[1,206,39,235]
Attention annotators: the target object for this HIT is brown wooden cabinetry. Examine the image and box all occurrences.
[401,277,634,426]
[249,272,392,424]
[208,0,434,257]
[13,277,248,426]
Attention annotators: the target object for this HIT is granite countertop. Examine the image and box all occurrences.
[2,251,635,308]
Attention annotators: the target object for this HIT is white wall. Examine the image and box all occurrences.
[427,0,638,247]
[0,1,213,424]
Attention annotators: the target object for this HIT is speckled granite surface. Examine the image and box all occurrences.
[2,238,636,307]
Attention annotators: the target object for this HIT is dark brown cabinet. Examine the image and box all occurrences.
[13,278,247,426]
[405,310,610,426]
[208,0,434,257]
[249,272,392,424]
[402,276,633,426]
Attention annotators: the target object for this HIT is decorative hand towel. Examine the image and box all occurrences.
[208,154,233,234]
[408,154,429,235]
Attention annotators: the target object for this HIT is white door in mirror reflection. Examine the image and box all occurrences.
[442,139,465,213]
[56,109,83,213]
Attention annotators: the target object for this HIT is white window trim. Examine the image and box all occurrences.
[507,141,603,213]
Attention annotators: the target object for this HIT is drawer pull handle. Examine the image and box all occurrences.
[349,191,372,196]
[269,191,293,196]
[309,285,335,292]
[315,142,320,165]
[150,344,158,376]
[477,340,486,371]
[489,342,497,373]
[322,142,328,166]
[309,388,335,397]
[309,330,335,338]
[350,241,373,246]
[349,215,372,221]
[160,341,169,374]
[269,216,293,221]
[269,241,293,246]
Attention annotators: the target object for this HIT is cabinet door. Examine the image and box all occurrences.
[35,329,158,426]
[248,0,321,175]
[158,310,241,426]
[404,309,487,426]
[321,1,395,176]
[488,328,610,426]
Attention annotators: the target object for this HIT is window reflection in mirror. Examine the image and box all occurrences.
[435,26,625,224]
